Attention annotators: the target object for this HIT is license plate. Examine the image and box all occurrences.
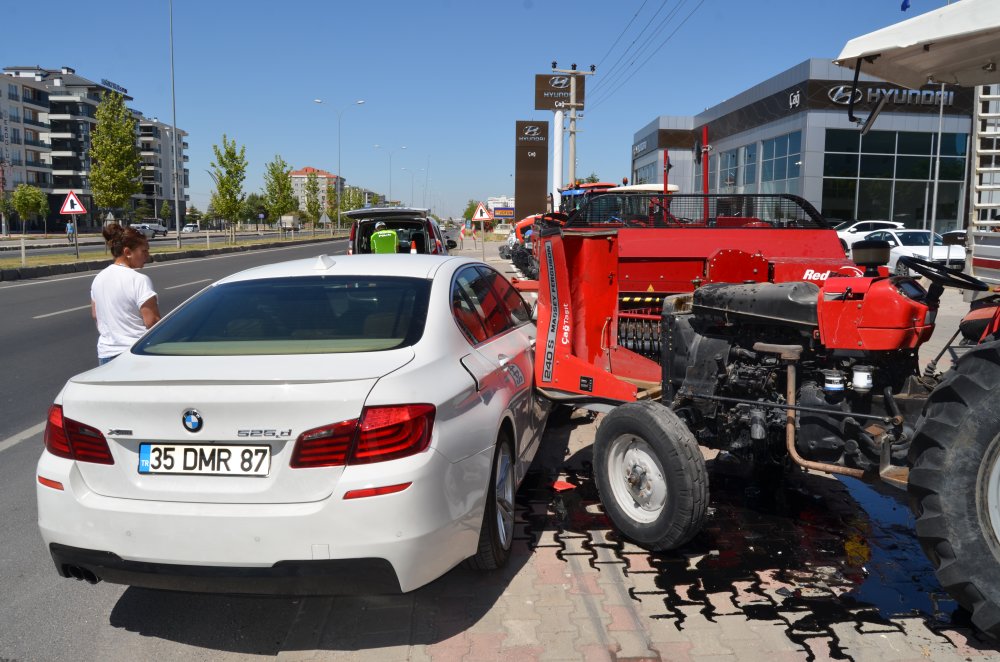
[138,444,270,476]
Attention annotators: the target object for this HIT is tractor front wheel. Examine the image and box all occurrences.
[909,341,1000,638]
[594,401,708,550]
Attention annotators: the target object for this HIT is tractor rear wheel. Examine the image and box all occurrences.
[594,401,708,550]
[909,341,1000,638]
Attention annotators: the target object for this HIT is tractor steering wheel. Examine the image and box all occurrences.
[897,255,989,292]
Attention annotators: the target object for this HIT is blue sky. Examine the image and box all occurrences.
[5,0,944,218]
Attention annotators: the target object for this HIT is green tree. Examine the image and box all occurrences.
[208,134,247,225]
[134,199,154,221]
[89,92,141,215]
[242,192,266,226]
[324,180,336,217]
[462,199,479,220]
[186,204,202,225]
[11,184,47,234]
[159,200,172,223]
[261,154,296,226]
[582,172,601,184]
[304,172,320,224]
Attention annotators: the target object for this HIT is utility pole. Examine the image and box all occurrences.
[551,62,595,186]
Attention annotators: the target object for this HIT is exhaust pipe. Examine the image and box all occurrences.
[63,564,101,584]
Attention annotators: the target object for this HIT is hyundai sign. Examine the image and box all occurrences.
[535,74,586,111]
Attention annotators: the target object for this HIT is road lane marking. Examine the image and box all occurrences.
[33,304,91,319]
[165,278,211,290]
[0,421,45,455]
[0,241,348,290]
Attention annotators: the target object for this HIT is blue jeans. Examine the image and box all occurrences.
[99,355,118,365]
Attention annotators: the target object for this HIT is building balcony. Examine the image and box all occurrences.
[22,94,48,109]
[9,158,23,167]
[23,117,49,128]
[46,114,94,123]
[7,136,21,145]
[50,150,76,158]
[48,131,75,139]
[182,142,189,149]
[24,138,50,149]
[182,155,189,162]
[48,93,98,105]
[51,168,86,176]
[25,161,51,170]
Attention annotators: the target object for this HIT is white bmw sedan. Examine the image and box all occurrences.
[37,254,548,594]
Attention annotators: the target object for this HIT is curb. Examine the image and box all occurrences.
[0,237,337,282]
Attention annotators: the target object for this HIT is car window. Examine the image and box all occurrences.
[477,266,531,325]
[452,266,513,342]
[855,222,872,232]
[452,269,489,344]
[134,276,430,356]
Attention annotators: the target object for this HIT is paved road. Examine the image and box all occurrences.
[1,239,999,661]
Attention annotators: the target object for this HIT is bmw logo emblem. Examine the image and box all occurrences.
[182,409,203,433]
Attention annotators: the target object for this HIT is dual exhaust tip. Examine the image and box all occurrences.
[62,564,100,584]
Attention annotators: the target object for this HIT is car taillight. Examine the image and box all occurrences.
[289,404,435,469]
[44,404,115,465]
[353,404,435,464]
[290,419,358,468]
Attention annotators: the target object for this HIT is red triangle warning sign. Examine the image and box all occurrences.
[60,191,87,215]
[472,202,492,222]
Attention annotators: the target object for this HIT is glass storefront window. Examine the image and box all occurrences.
[861,131,896,154]
[826,129,859,153]
[860,154,895,179]
[897,132,932,155]
[857,180,892,219]
[934,133,968,157]
[821,179,856,222]
[896,156,931,180]
[824,153,858,178]
[938,156,965,180]
[892,181,929,227]
[934,182,961,231]
[788,132,801,156]
[742,144,757,186]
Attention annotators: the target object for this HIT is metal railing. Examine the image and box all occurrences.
[23,118,48,128]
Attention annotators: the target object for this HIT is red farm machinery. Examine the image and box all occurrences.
[526,187,1000,638]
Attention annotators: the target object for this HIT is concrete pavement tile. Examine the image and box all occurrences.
[605,603,646,632]
[536,630,602,660]
[569,613,615,647]
[712,614,765,642]
[534,583,575,608]
[688,655,737,662]
[577,643,616,661]
[682,627,734,657]
[463,631,507,661]
[624,553,657,574]
[746,624,808,655]
[502,619,540,647]
[559,535,591,557]
[535,530,560,547]
[497,646,544,661]
[935,627,1000,658]
[609,629,660,659]
[424,631,471,662]
[568,570,603,596]
[535,604,577,634]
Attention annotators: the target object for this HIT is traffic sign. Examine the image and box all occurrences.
[472,202,492,222]
[60,191,87,215]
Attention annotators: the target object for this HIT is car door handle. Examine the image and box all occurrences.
[497,354,511,367]
[529,338,536,350]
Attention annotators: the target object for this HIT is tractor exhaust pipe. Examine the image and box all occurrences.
[753,343,866,480]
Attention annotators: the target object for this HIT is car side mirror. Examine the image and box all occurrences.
[848,228,857,233]
[447,239,457,249]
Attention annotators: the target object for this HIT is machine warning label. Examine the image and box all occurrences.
[579,376,594,392]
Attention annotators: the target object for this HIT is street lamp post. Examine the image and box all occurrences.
[375,144,406,204]
[314,98,364,230]
[401,167,422,207]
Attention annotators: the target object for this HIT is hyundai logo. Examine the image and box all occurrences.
[523,126,541,137]
[549,76,569,89]
[828,85,863,105]
[182,409,203,433]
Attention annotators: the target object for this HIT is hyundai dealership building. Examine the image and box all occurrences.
[631,59,974,231]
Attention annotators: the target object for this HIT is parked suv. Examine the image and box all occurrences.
[834,219,905,252]
[131,221,169,237]
[344,207,456,255]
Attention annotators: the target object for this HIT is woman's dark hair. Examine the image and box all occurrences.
[102,223,147,258]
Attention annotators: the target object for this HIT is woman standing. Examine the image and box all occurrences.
[91,224,161,364]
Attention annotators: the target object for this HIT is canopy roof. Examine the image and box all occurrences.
[835,0,1000,88]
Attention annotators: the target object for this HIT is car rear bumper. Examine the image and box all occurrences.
[49,543,402,595]
[36,445,493,593]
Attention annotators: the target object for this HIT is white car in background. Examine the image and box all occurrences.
[834,220,905,252]
[37,254,548,594]
[860,229,967,276]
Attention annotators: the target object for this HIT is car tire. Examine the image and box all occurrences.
[840,239,849,254]
[895,260,909,277]
[464,434,515,570]
[594,401,708,550]
[909,341,1000,638]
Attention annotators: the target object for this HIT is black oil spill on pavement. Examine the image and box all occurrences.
[514,452,995,662]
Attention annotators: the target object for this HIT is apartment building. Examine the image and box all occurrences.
[0,69,52,233]
[2,65,188,230]
[137,113,189,226]
[290,166,343,214]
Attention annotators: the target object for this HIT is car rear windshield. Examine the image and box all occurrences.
[134,276,430,356]
[358,220,428,253]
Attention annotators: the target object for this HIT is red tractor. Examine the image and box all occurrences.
[529,191,1000,637]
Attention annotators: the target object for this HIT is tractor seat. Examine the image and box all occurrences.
[692,281,820,329]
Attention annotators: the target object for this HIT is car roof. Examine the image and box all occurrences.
[213,254,476,286]
[343,207,429,221]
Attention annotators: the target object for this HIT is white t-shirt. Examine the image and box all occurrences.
[91,264,157,359]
